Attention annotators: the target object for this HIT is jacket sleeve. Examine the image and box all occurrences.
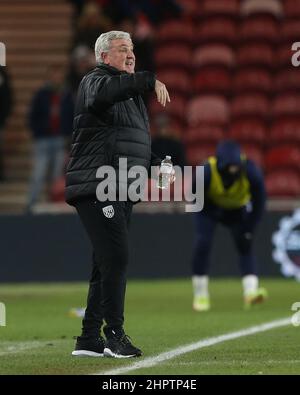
[86,71,156,110]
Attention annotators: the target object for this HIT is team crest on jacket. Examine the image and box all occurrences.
[102,205,114,218]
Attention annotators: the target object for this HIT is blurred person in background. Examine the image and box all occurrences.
[0,66,13,181]
[73,1,112,49]
[151,114,186,169]
[67,45,95,96]
[192,140,267,312]
[66,31,172,358]
[26,64,74,212]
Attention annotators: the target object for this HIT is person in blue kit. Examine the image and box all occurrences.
[192,140,267,311]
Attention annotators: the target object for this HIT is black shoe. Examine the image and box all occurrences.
[71,336,105,357]
[103,328,142,358]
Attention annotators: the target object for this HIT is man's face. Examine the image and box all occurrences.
[102,39,135,74]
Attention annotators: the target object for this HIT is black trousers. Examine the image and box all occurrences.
[75,198,133,337]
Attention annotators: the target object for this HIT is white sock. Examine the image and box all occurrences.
[192,275,209,298]
[242,275,258,297]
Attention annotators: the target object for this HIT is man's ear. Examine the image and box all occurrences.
[101,52,108,64]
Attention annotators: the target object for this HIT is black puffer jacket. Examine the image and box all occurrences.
[65,64,161,205]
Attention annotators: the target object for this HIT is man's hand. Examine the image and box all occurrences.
[170,168,176,184]
[156,166,176,186]
[155,80,170,107]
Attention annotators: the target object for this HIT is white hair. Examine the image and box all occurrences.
[95,31,132,65]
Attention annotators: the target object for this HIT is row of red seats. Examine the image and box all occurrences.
[178,0,298,19]
[155,43,294,69]
[156,68,300,95]
[157,18,299,45]
[186,144,300,169]
[149,94,300,125]
[182,119,300,145]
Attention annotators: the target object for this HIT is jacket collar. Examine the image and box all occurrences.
[96,63,127,75]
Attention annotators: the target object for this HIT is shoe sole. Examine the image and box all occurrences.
[72,350,104,357]
[193,304,210,312]
[104,347,141,358]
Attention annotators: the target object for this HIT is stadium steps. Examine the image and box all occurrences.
[0,0,73,212]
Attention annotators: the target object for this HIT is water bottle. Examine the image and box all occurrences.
[157,155,173,189]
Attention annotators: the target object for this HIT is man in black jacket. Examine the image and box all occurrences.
[66,31,171,358]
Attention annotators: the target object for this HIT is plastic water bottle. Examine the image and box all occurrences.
[157,155,173,189]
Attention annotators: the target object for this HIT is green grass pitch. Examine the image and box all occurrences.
[0,278,299,375]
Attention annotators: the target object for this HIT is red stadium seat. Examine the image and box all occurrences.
[193,45,235,68]
[177,0,199,15]
[197,17,238,44]
[273,94,300,117]
[270,118,300,144]
[155,44,192,69]
[276,43,294,67]
[240,144,264,168]
[239,16,279,43]
[233,68,272,93]
[229,119,266,145]
[237,43,274,67]
[281,20,300,42]
[241,0,283,18]
[149,95,186,123]
[186,95,230,126]
[199,0,240,17]
[184,125,225,144]
[274,70,300,93]
[193,67,232,94]
[266,170,300,197]
[186,144,216,166]
[265,146,300,171]
[156,69,190,96]
[157,20,195,44]
[231,93,270,119]
[283,0,300,18]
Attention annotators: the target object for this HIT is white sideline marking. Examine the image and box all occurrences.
[98,317,291,376]
[0,339,62,356]
[0,341,45,356]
